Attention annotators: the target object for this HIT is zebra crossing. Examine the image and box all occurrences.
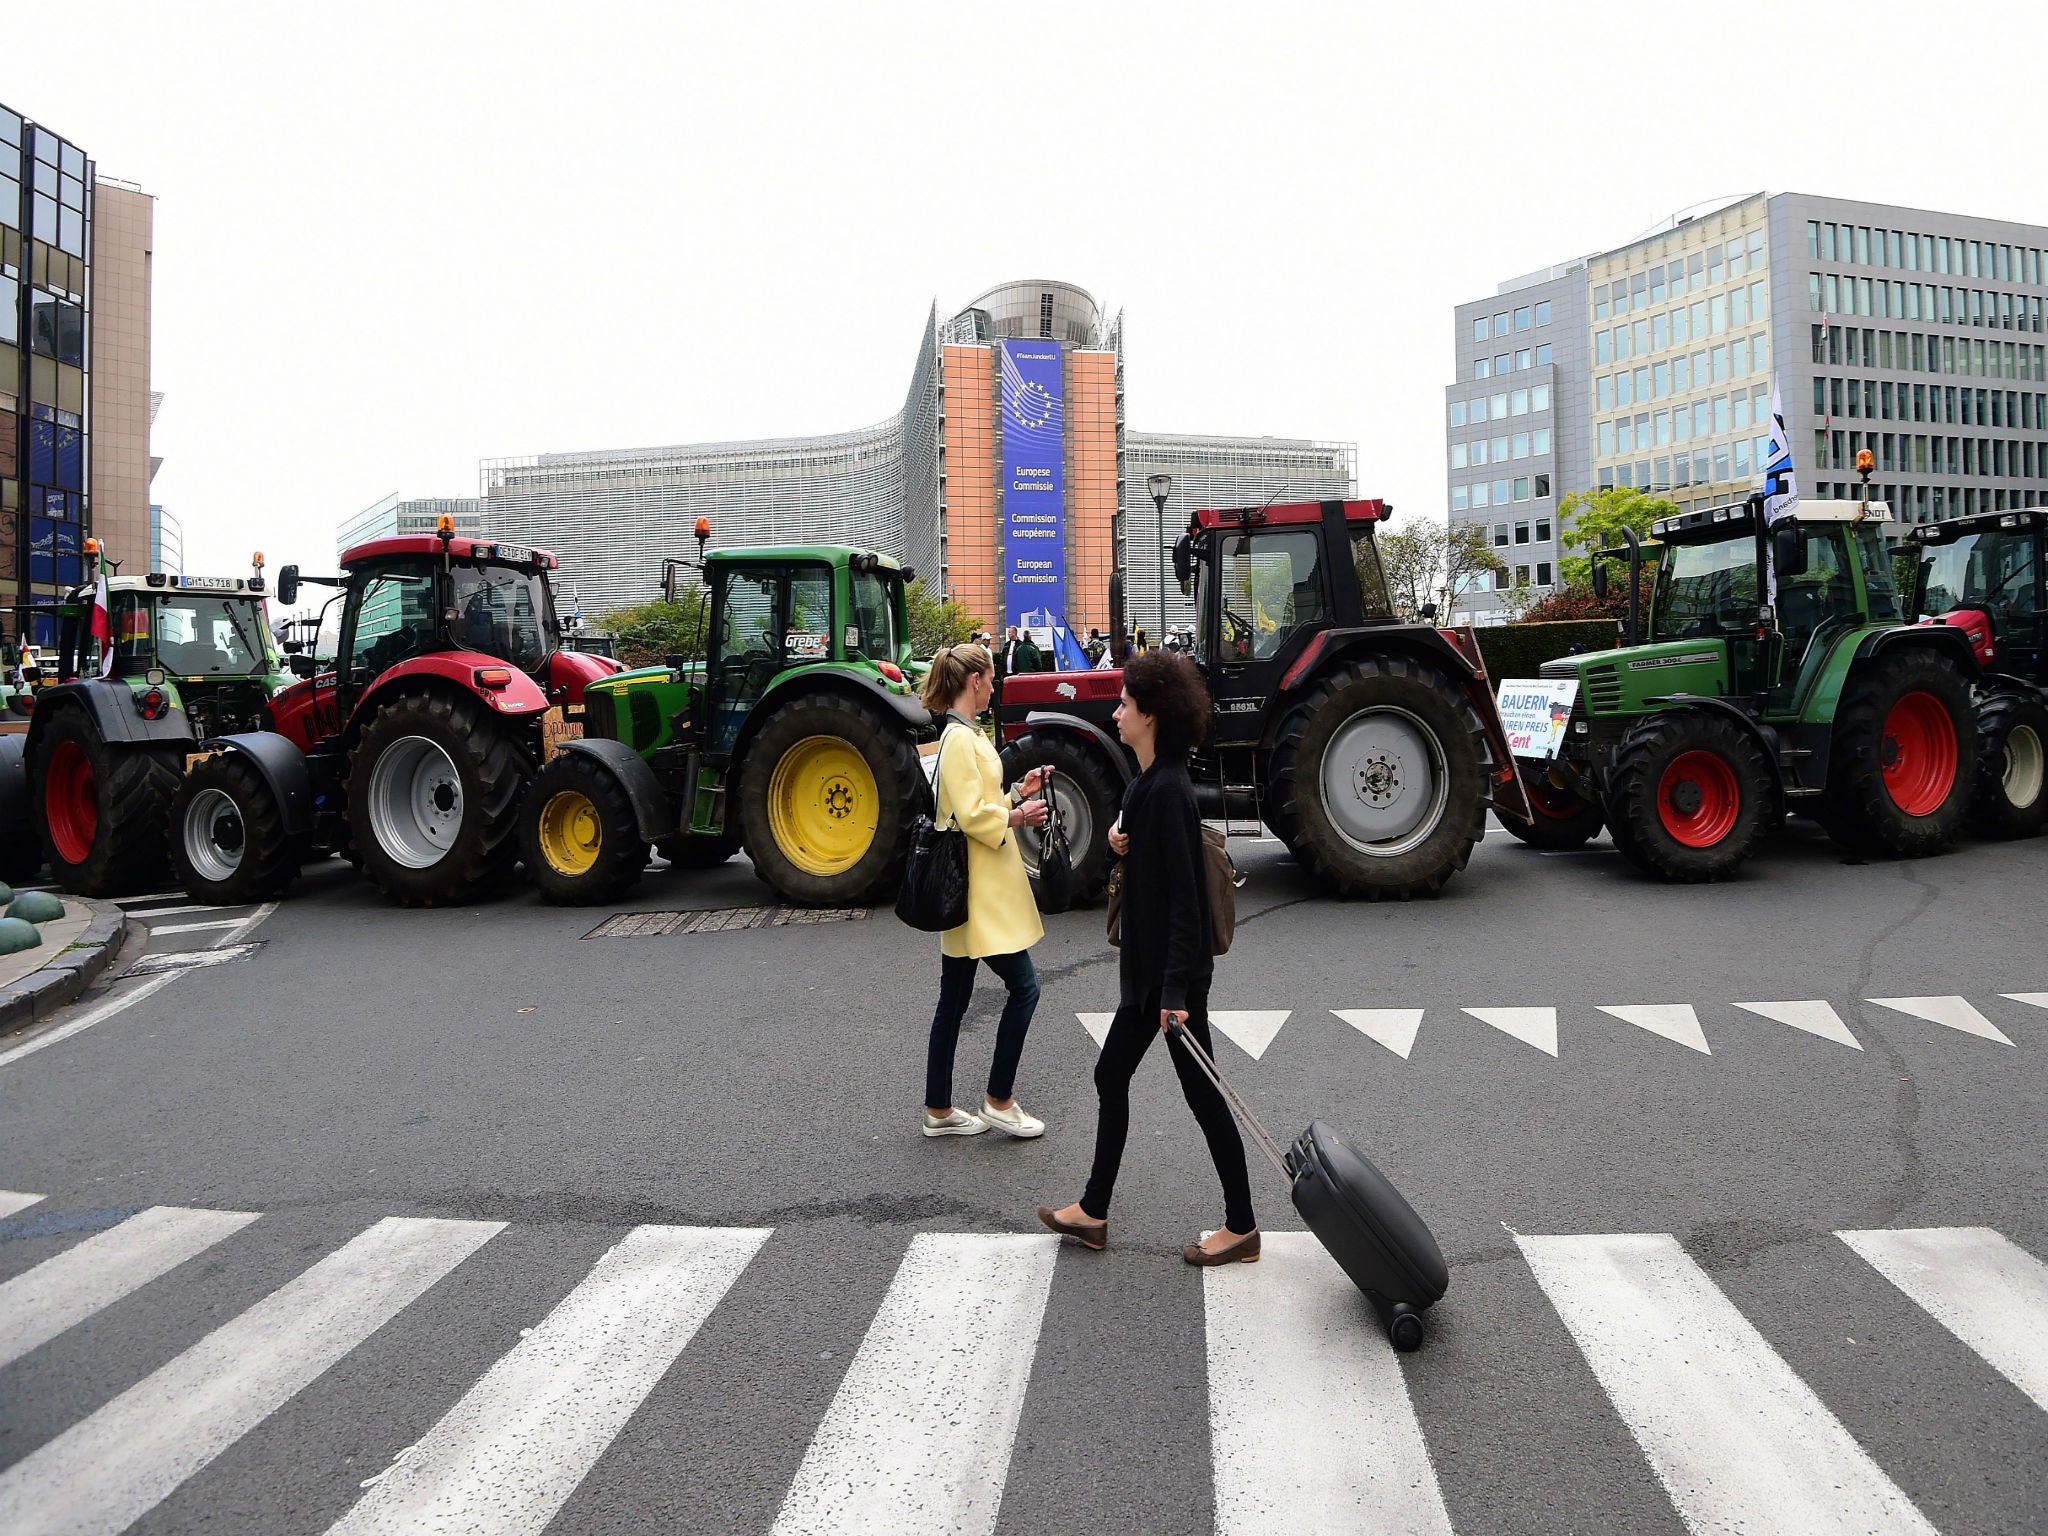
[1,1189,2042,1534]
[1077,991,2048,1063]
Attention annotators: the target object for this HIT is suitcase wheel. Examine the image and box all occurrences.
[1387,1303,1425,1353]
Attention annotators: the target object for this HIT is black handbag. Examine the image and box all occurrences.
[895,732,970,932]
[1032,776,1075,914]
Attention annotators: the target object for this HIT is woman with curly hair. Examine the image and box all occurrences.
[1038,650,1259,1265]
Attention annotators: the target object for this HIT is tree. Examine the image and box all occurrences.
[904,578,984,657]
[1377,522,1506,621]
[1555,486,1677,590]
[599,593,709,669]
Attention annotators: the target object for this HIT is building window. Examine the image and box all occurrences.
[1514,520,1530,542]
[1512,432,1530,459]
[1493,522,1509,547]
[1494,312,1510,337]
[1515,349,1531,370]
[1473,318,1488,343]
[1537,562,1553,585]
[1533,430,1551,454]
[1451,486,1469,510]
[1515,306,1531,331]
[1450,444,1467,469]
[1535,300,1552,325]
[1531,384,1550,412]
[1474,359,1490,379]
[1495,354,1511,374]
[1536,517,1552,540]
[1450,400,1466,426]
[1535,343,1553,364]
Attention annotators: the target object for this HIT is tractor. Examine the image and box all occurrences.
[516,532,932,908]
[5,549,292,895]
[163,520,620,905]
[1905,506,2046,838]
[1504,484,1979,881]
[995,499,1530,903]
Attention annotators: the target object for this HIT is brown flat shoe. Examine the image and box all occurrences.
[1183,1230,1261,1266]
[1037,1205,1108,1251]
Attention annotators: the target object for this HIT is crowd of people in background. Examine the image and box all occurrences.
[969,621,1195,679]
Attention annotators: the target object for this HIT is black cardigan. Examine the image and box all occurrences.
[1116,757,1213,1011]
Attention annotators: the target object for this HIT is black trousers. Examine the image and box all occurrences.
[1079,979,1257,1234]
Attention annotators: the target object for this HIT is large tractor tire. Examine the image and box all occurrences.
[1266,655,1490,901]
[1823,651,1975,857]
[1501,767,1605,850]
[656,833,742,869]
[29,708,181,896]
[738,692,922,907]
[520,751,649,905]
[0,735,39,885]
[1000,729,1120,904]
[347,690,530,907]
[1603,712,1773,882]
[168,752,300,904]
[1968,689,2048,840]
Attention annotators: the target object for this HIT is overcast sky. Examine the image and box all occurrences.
[17,1,2048,586]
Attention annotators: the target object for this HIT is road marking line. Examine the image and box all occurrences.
[2001,992,2048,1011]
[327,1224,770,1536]
[1838,1227,2048,1411]
[0,899,277,1072]
[1598,1004,1711,1055]
[770,1232,1058,1536]
[108,891,184,907]
[0,1190,46,1218]
[0,1215,502,1536]
[1076,1012,1114,1048]
[1333,1009,1426,1060]
[1518,1231,1936,1536]
[1210,1011,1291,1061]
[1867,996,2013,1046]
[141,918,249,936]
[1205,1230,1451,1535]
[121,944,263,977]
[0,1206,260,1370]
[1462,1006,1558,1057]
[124,904,230,918]
[1731,999,1861,1049]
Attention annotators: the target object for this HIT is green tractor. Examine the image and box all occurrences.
[518,537,933,907]
[1503,490,1979,880]
[8,553,294,894]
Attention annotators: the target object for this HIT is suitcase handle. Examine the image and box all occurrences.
[1165,1019,1294,1186]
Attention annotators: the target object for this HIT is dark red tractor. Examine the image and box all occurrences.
[995,499,1529,902]
[165,521,620,905]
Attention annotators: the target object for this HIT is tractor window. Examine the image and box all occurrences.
[348,571,436,680]
[151,597,267,675]
[1650,530,1759,641]
[112,592,153,667]
[1350,529,1395,620]
[1854,527,1904,623]
[850,570,898,661]
[785,569,833,662]
[1215,531,1325,661]
[451,564,552,672]
[1923,529,2038,631]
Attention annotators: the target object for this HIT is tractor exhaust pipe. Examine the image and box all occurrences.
[1623,525,1641,647]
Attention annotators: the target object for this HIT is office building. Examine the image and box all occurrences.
[1447,192,2048,620]
[475,279,1355,636]
[89,177,151,575]
[149,502,180,577]
[337,492,487,557]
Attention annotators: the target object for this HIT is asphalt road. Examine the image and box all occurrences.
[1,819,2044,1535]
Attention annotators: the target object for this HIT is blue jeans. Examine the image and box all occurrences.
[925,950,1040,1112]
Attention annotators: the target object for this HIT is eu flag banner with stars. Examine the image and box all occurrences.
[1762,375,1799,526]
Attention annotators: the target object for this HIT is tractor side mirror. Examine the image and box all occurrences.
[1772,523,1808,579]
[1592,562,1610,600]
[282,639,303,655]
[1171,534,1194,595]
[277,565,300,607]
[288,654,319,679]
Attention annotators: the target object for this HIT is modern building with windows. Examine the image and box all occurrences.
[473,278,1354,638]
[337,492,487,557]
[2,102,94,649]
[1447,192,2048,620]
[148,503,180,577]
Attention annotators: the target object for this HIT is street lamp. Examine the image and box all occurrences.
[1147,473,1173,647]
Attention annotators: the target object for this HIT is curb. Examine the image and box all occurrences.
[0,898,133,1038]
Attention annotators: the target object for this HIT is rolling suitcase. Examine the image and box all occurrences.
[1169,1021,1449,1352]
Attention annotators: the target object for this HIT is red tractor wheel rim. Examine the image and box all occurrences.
[1882,691,1957,816]
[1657,749,1739,848]
[1525,776,1581,821]
[45,739,98,865]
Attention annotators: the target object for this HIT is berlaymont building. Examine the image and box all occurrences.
[449,280,1354,638]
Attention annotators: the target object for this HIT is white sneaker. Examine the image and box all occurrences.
[922,1107,988,1138]
[979,1098,1045,1139]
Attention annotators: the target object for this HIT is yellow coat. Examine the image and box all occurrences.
[934,718,1045,959]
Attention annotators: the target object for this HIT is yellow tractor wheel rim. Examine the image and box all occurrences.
[767,734,878,876]
[536,789,602,875]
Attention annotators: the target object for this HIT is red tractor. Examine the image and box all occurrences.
[996,499,1528,902]
[165,522,620,905]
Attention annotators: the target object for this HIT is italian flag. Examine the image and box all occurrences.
[89,568,114,677]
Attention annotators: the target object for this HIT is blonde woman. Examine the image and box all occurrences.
[919,644,1054,1139]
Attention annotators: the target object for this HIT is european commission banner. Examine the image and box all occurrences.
[1000,338,1066,630]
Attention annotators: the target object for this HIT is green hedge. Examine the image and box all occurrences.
[1473,619,1620,684]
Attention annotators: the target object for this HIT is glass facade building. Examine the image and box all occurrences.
[1447,192,2048,621]
[1,101,94,649]
[148,502,181,578]
[469,278,1354,635]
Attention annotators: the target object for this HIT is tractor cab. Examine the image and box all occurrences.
[1907,509,2044,671]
